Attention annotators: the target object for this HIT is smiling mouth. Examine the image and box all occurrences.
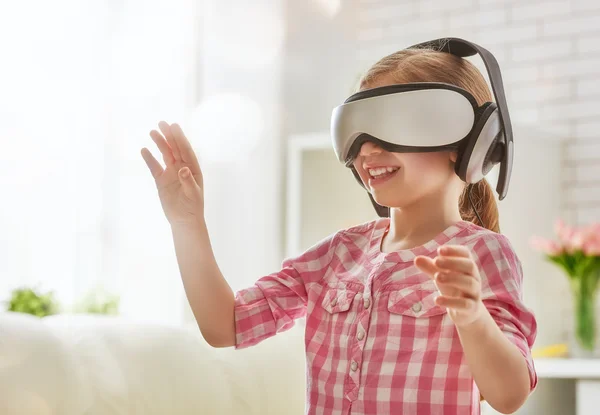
[368,166,400,180]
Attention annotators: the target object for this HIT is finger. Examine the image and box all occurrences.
[170,123,199,168]
[150,129,175,165]
[141,148,164,179]
[434,256,477,276]
[438,245,472,258]
[159,121,181,161]
[178,167,201,200]
[435,295,476,310]
[414,255,441,278]
[435,272,479,299]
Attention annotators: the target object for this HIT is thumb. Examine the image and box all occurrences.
[178,167,201,199]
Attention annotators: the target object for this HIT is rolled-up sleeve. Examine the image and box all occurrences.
[234,233,336,349]
[475,234,539,392]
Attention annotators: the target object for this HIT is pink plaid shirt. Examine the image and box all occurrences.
[234,219,538,415]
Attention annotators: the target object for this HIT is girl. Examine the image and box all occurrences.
[141,45,537,415]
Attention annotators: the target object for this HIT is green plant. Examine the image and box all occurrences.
[74,286,120,315]
[7,286,61,317]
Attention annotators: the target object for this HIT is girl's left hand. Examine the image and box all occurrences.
[414,245,486,328]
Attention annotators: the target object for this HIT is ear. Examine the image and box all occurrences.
[449,151,458,163]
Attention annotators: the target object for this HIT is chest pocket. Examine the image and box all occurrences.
[321,288,358,314]
[308,287,360,346]
[384,282,448,350]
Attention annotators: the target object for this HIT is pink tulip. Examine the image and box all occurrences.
[530,235,563,256]
[581,222,600,256]
[555,218,575,245]
[568,230,585,252]
[583,242,600,256]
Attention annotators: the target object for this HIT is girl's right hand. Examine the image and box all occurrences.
[141,121,205,227]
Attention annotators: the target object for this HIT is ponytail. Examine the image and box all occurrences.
[459,179,500,233]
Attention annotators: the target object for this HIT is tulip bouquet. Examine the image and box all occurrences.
[531,219,600,354]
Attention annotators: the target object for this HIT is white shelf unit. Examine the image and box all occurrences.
[536,358,600,379]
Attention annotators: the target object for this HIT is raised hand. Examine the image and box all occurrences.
[141,121,205,226]
[414,245,486,328]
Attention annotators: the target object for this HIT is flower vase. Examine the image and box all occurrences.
[568,268,600,358]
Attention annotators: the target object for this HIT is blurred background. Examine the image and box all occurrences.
[1,0,599,414]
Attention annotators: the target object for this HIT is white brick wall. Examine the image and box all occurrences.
[509,1,571,21]
[356,0,600,227]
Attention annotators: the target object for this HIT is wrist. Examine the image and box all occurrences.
[170,217,208,235]
[456,300,490,332]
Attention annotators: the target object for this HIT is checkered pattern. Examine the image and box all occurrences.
[234,219,538,415]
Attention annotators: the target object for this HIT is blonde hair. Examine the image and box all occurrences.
[357,47,500,233]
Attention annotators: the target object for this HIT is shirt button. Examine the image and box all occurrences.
[412,302,422,312]
[351,361,358,371]
[331,298,337,306]
[363,298,371,309]
[357,330,365,340]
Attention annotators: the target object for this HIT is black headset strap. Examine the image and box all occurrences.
[408,37,513,200]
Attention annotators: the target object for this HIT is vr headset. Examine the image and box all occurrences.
[331,37,513,217]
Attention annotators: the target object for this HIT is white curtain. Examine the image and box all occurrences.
[0,0,285,326]
[0,0,197,324]
[182,0,286,323]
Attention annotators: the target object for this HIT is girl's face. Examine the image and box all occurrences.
[352,142,459,210]
[352,74,465,211]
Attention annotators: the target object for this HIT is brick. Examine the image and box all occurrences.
[511,39,572,62]
[479,0,518,5]
[542,100,600,121]
[503,64,539,83]
[567,186,600,204]
[386,17,445,38]
[510,1,571,22]
[576,35,600,54]
[542,57,600,79]
[572,0,600,12]
[510,107,539,124]
[525,122,572,138]
[575,121,600,138]
[575,163,600,181]
[563,165,578,182]
[508,81,571,103]
[576,207,600,225]
[543,15,600,36]
[475,24,538,45]
[358,3,416,23]
[418,0,475,14]
[448,9,507,29]
[576,78,600,97]
[567,141,600,161]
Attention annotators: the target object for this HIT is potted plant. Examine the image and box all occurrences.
[6,286,61,317]
[73,285,120,315]
[531,219,600,356]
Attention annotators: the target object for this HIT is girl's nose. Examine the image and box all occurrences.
[359,141,383,157]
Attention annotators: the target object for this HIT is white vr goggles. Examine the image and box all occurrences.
[331,37,513,217]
